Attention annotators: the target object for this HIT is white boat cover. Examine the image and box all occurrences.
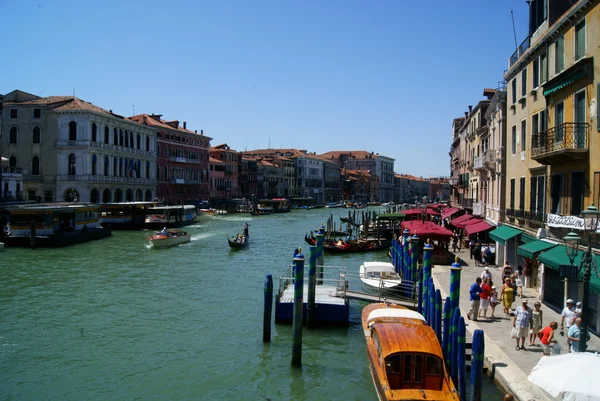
[361,261,396,274]
[367,308,426,324]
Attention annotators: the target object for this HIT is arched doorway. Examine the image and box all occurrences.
[136,189,143,201]
[114,189,123,202]
[64,188,80,202]
[90,188,99,203]
[125,189,134,202]
[145,190,152,201]
[102,189,112,203]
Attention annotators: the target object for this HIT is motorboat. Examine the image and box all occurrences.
[359,261,402,293]
[362,303,458,401]
[149,229,191,248]
[0,242,4,251]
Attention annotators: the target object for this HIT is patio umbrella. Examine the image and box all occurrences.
[528,352,600,401]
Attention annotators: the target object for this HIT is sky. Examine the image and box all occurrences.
[1,0,530,177]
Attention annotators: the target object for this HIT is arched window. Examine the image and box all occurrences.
[130,132,133,148]
[125,189,133,202]
[32,126,41,144]
[114,189,123,202]
[104,155,109,176]
[136,189,143,201]
[104,126,109,143]
[32,156,40,175]
[125,130,129,147]
[113,128,118,145]
[137,160,141,178]
[146,136,150,151]
[90,188,99,203]
[147,161,151,179]
[9,126,17,143]
[102,189,111,203]
[145,189,152,201]
[91,154,97,175]
[119,157,123,177]
[69,121,77,141]
[9,156,16,172]
[68,154,76,175]
[136,134,141,149]
[113,157,118,176]
[164,165,168,179]
[119,129,124,146]
[91,123,97,142]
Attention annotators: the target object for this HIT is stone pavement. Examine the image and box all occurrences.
[431,247,600,401]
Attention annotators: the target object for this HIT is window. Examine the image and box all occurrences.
[574,91,586,148]
[555,36,564,73]
[92,154,97,175]
[125,130,129,147]
[511,79,517,104]
[521,68,527,97]
[28,190,37,201]
[555,102,564,141]
[130,132,134,148]
[104,126,109,143]
[146,161,151,178]
[32,126,41,144]
[533,58,539,88]
[33,108,41,118]
[571,172,584,216]
[146,136,150,151]
[521,120,527,152]
[113,157,118,177]
[10,109,17,118]
[9,126,17,143]
[575,20,586,61]
[68,154,76,175]
[510,178,516,210]
[32,156,40,175]
[511,125,517,154]
[69,121,77,141]
[44,190,53,202]
[91,123,97,142]
[114,128,118,145]
[136,134,141,150]
[540,52,548,83]
[119,129,124,146]
[532,114,539,148]
[519,177,526,211]
[551,174,563,214]
[104,156,109,176]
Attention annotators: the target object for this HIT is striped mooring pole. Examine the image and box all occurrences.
[457,316,467,401]
[470,329,485,401]
[402,228,410,281]
[442,296,451,362]
[449,256,463,314]
[291,250,305,367]
[315,224,325,284]
[422,239,433,318]
[434,289,442,342]
[450,307,461,384]
[411,233,419,285]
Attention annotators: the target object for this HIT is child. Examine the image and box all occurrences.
[489,285,498,318]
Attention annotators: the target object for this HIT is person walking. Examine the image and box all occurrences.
[480,266,492,282]
[502,262,513,282]
[473,243,482,267]
[560,299,577,351]
[575,301,583,318]
[515,266,524,298]
[529,301,543,346]
[567,317,590,353]
[538,321,559,355]
[467,277,482,321]
[500,278,514,316]
[511,299,532,350]
[469,238,476,260]
[489,284,498,318]
[478,278,491,319]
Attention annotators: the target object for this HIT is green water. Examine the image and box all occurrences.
[0,208,502,401]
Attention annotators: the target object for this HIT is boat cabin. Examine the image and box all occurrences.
[145,205,197,225]
[99,201,159,227]
[362,262,398,279]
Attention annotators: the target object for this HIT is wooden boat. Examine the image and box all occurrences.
[304,233,316,246]
[149,229,191,248]
[228,234,249,249]
[362,303,458,401]
[324,240,388,254]
[359,261,402,293]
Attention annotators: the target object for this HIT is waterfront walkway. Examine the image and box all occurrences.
[431,247,600,401]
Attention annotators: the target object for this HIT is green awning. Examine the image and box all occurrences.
[543,70,585,96]
[520,233,537,244]
[517,240,557,258]
[489,225,523,245]
[537,245,584,270]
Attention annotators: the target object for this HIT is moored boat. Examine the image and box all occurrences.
[324,240,388,254]
[0,242,4,251]
[227,234,249,249]
[149,229,191,248]
[359,261,402,293]
[362,303,458,401]
[144,205,197,228]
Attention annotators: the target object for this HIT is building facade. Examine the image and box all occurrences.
[209,144,241,200]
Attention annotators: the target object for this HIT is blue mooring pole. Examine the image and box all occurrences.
[450,307,461,385]
[457,316,467,401]
[263,274,273,342]
[417,264,424,314]
[470,329,485,401]
[316,224,325,284]
[435,289,442,342]
[428,279,435,328]
[307,246,317,328]
[442,296,451,363]
[291,251,305,367]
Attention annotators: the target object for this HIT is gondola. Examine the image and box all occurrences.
[304,233,316,246]
[228,234,249,249]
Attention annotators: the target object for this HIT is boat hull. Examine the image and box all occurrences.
[228,236,249,249]
[150,234,191,248]
[2,227,112,248]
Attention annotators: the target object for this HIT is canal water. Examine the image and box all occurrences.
[1,208,504,401]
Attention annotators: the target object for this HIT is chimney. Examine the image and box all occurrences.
[195,130,197,134]
[109,110,113,113]
[468,105,473,113]
[200,129,204,136]
[150,114,163,122]
[183,121,187,130]
[464,112,468,118]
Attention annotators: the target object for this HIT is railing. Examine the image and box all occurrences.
[506,208,515,217]
[1,191,24,200]
[1,167,23,174]
[474,156,484,170]
[514,209,525,218]
[473,202,486,216]
[449,177,458,186]
[525,210,545,222]
[56,175,155,185]
[531,122,589,157]
[509,36,531,67]
[460,198,474,208]
[90,141,154,156]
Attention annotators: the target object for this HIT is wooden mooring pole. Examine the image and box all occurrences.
[263,274,273,343]
[307,246,317,328]
[291,251,305,367]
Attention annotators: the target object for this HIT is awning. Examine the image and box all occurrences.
[451,213,473,225]
[464,220,493,236]
[441,207,460,219]
[520,233,537,244]
[537,245,584,270]
[488,225,523,245]
[543,69,585,96]
[517,240,558,259]
[453,217,480,229]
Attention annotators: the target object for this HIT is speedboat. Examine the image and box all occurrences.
[0,242,4,251]
[359,261,402,293]
[362,303,458,401]
[149,229,191,248]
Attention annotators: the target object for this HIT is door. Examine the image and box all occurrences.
[554,102,564,143]
[543,266,564,313]
[574,91,586,148]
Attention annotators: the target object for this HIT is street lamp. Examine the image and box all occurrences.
[562,204,600,353]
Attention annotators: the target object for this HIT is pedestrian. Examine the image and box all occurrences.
[567,317,590,353]
[480,266,492,281]
[529,301,543,346]
[469,238,476,260]
[538,321,559,356]
[500,278,514,316]
[575,301,582,318]
[510,274,517,303]
[482,244,491,266]
[502,262,513,282]
[560,299,577,351]
[489,284,498,318]
[467,277,482,321]
[479,278,491,319]
[473,243,482,267]
[511,299,532,350]
[515,266,524,297]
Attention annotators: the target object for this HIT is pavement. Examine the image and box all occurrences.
[431,247,600,401]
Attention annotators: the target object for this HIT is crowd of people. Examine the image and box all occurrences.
[466,262,588,356]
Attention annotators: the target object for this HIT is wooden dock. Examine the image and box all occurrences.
[275,283,349,325]
[339,290,417,309]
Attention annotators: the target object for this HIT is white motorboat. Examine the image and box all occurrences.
[0,242,4,251]
[149,229,191,248]
[359,261,402,293]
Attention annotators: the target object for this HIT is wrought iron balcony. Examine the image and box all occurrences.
[524,210,545,222]
[531,122,589,165]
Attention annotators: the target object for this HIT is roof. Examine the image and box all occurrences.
[209,157,224,164]
[366,308,425,325]
[321,150,394,161]
[371,319,441,358]
[129,114,211,138]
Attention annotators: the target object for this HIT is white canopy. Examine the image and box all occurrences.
[367,308,426,325]
[362,261,396,274]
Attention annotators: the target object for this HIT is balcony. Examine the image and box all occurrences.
[56,175,155,186]
[483,150,496,170]
[531,122,589,165]
[460,198,474,209]
[509,36,530,67]
[473,201,486,216]
[473,156,485,171]
[495,146,504,161]
[449,177,458,186]
[524,210,545,223]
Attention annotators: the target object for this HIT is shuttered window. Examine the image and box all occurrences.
[519,177,526,211]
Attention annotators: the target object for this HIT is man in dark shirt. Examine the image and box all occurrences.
[467,277,482,321]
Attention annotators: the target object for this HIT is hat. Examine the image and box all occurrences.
[576,301,582,306]
[567,299,575,304]
[522,299,528,303]
[484,266,489,270]
[491,286,496,289]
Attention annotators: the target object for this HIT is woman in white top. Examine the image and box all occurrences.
[515,266,524,297]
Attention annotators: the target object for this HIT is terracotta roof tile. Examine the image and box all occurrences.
[129,114,210,138]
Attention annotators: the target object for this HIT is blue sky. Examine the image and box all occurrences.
[1,0,529,177]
